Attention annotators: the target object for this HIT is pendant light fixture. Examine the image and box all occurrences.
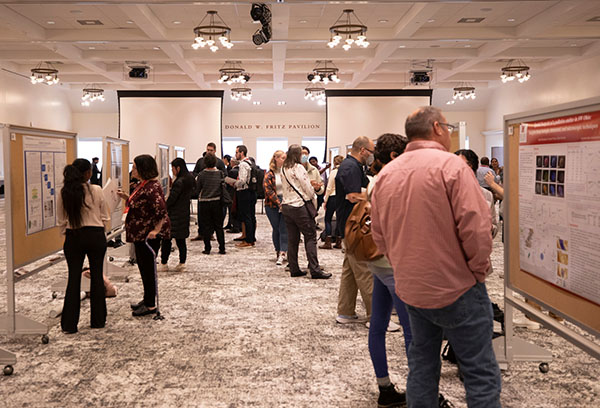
[500,59,531,83]
[192,10,233,52]
[81,85,105,106]
[304,83,326,106]
[452,83,476,100]
[230,87,252,101]
[30,61,60,85]
[217,61,251,85]
[328,9,369,50]
[307,60,341,85]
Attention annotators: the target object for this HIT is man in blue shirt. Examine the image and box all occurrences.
[335,136,376,324]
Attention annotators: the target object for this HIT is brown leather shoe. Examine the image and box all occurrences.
[319,237,332,249]
[191,235,203,241]
[235,241,254,248]
[333,237,342,249]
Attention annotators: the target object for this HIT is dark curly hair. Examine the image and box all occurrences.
[375,133,408,165]
[455,149,479,174]
[134,154,159,180]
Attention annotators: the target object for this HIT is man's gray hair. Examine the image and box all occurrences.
[405,106,444,142]
[351,136,371,153]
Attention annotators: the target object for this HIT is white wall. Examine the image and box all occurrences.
[443,110,487,158]
[0,67,72,131]
[72,112,118,140]
[485,55,600,132]
[222,112,325,158]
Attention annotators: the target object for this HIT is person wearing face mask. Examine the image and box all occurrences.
[334,136,376,325]
[301,146,325,214]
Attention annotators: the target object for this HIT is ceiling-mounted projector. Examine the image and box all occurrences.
[410,70,431,85]
[125,61,151,80]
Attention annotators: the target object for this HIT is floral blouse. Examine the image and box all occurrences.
[125,179,171,242]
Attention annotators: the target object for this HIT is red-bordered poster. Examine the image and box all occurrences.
[518,111,600,306]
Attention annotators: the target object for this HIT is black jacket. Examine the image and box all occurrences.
[166,174,194,239]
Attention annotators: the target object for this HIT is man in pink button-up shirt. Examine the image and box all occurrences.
[371,106,501,408]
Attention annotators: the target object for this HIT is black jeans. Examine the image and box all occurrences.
[134,238,161,308]
[237,189,257,243]
[160,238,187,264]
[62,227,107,332]
[282,204,320,275]
[324,196,337,238]
[200,200,225,252]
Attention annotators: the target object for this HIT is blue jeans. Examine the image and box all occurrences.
[406,282,501,408]
[324,196,337,237]
[368,267,413,380]
[265,204,288,253]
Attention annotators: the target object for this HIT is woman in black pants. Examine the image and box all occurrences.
[158,158,195,272]
[57,159,111,333]
[196,153,226,254]
[118,155,170,317]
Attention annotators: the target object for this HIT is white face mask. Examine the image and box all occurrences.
[301,155,309,164]
[366,153,374,166]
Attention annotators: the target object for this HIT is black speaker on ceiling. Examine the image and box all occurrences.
[250,3,272,46]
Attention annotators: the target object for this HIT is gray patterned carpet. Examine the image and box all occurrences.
[1,200,598,407]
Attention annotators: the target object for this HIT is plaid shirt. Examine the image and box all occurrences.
[263,170,280,209]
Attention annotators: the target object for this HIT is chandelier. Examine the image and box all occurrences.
[500,59,531,83]
[453,84,476,101]
[304,83,326,106]
[328,9,369,50]
[192,10,233,52]
[30,61,59,85]
[230,87,252,101]
[307,60,341,84]
[81,85,105,106]
[217,61,251,85]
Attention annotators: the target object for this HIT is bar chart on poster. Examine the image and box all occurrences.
[22,136,67,235]
[516,111,600,307]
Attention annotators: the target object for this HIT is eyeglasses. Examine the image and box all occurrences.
[364,147,374,154]
[438,122,456,131]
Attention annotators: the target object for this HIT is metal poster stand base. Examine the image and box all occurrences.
[1,348,17,375]
[0,314,48,336]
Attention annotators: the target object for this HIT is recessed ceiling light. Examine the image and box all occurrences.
[277,101,286,105]
[464,44,471,48]
[153,46,160,50]
[253,101,261,105]
[172,21,182,25]
[398,45,406,48]
[126,20,134,24]
[507,18,516,22]
[46,21,55,25]
[299,20,307,24]
[427,19,435,23]
[256,47,263,50]
[88,46,95,50]
[378,19,388,23]
[570,43,577,47]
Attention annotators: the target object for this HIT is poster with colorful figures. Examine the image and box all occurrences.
[518,111,600,306]
[23,136,67,235]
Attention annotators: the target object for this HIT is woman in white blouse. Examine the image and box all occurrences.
[57,158,111,334]
[280,145,331,279]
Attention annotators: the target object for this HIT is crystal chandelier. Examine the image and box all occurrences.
[328,9,369,50]
[217,61,251,85]
[81,85,105,106]
[304,83,326,106]
[30,61,59,85]
[192,10,233,52]
[230,87,252,101]
[452,84,476,101]
[500,59,531,83]
[307,60,341,85]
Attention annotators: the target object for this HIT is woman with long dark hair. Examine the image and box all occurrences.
[57,158,111,333]
[117,155,170,317]
[280,145,331,279]
[158,158,195,271]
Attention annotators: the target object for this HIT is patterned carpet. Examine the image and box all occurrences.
[0,200,598,407]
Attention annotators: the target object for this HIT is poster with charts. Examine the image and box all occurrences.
[518,111,600,306]
[23,136,66,235]
[110,143,123,189]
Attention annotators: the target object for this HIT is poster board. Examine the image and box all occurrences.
[2,125,76,268]
[156,143,170,195]
[173,146,185,160]
[505,97,600,336]
[104,137,129,231]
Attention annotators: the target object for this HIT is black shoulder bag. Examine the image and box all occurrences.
[282,167,318,218]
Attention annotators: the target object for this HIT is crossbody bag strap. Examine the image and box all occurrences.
[282,167,305,201]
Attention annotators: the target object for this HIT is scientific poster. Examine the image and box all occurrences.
[157,144,169,193]
[518,111,600,305]
[23,136,66,235]
[110,143,123,188]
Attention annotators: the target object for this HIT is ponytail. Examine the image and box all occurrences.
[61,158,91,228]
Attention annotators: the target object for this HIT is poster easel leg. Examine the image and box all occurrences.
[0,313,48,336]
[0,348,17,375]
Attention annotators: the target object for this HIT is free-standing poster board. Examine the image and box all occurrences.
[156,143,170,195]
[103,137,129,231]
[0,125,76,372]
[499,97,600,366]
[173,145,185,161]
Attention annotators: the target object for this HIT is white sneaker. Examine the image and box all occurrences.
[364,321,401,332]
[281,252,287,262]
[276,254,284,266]
[175,263,186,272]
[336,315,367,324]
[513,317,541,330]
[157,263,169,272]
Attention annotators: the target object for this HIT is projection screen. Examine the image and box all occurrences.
[326,90,432,157]
[118,91,223,163]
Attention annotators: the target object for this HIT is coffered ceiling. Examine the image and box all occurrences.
[1,0,599,96]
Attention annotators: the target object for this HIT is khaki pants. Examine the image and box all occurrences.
[337,251,373,317]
